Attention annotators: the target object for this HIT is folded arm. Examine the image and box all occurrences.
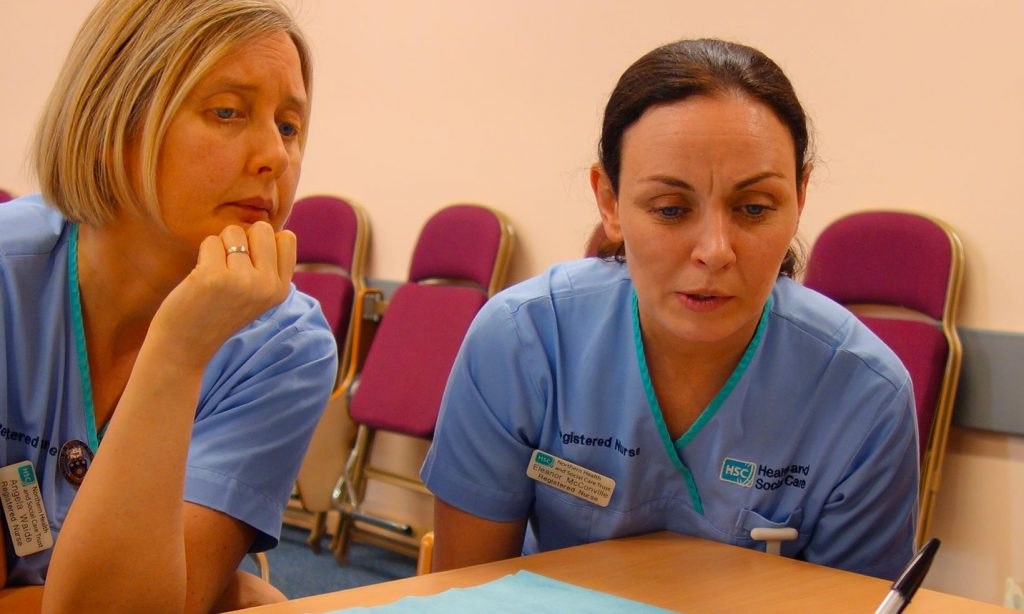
[43,223,296,612]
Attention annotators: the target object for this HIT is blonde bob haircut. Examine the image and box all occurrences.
[33,0,312,226]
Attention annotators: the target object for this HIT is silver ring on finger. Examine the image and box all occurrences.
[226,245,249,256]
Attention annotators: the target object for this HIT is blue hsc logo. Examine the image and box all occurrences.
[720,457,757,488]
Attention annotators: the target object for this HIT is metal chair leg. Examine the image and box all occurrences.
[331,424,374,565]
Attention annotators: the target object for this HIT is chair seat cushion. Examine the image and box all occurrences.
[293,271,354,345]
[860,316,948,457]
[350,283,487,438]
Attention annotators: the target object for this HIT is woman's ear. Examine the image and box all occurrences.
[591,164,623,242]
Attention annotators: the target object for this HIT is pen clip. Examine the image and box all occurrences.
[750,527,798,556]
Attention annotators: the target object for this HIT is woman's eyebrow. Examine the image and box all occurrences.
[733,171,785,190]
[642,175,696,191]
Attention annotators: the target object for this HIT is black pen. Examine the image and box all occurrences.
[875,538,941,614]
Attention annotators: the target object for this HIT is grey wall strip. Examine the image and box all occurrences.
[954,328,1024,437]
[367,277,402,298]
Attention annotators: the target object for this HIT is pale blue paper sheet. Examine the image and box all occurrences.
[330,570,674,613]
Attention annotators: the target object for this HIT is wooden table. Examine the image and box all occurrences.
[236,532,1009,613]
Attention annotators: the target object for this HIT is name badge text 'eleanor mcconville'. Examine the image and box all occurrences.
[526,450,615,507]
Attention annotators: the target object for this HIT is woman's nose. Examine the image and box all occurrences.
[248,122,289,178]
[691,211,736,271]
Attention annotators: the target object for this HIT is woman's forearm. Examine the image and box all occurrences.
[42,331,208,613]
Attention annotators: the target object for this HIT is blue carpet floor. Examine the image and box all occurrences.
[241,524,417,600]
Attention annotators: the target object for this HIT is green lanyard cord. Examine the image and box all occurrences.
[68,223,102,451]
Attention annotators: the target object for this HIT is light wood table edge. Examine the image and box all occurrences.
[233,532,1011,613]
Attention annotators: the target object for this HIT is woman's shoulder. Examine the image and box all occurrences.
[768,277,909,388]
[252,285,335,341]
[487,257,631,317]
[207,286,338,387]
[459,258,632,360]
[0,194,68,258]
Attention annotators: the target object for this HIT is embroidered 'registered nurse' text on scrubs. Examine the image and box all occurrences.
[0,195,338,585]
[421,257,919,580]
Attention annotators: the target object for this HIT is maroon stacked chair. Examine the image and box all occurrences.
[331,204,514,562]
[284,195,370,551]
[286,196,367,349]
[803,210,964,548]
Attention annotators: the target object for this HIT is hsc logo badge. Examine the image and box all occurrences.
[720,457,757,488]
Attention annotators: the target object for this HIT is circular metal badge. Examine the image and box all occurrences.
[58,439,94,487]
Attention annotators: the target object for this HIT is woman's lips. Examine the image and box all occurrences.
[223,198,273,223]
[676,292,733,313]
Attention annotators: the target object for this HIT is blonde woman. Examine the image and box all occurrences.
[0,0,336,610]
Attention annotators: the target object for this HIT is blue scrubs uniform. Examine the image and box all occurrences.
[0,195,338,585]
[421,257,918,580]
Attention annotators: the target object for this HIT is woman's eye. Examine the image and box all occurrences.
[212,108,238,120]
[278,122,299,138]
[741,204,770,217]
[654,206,683,220]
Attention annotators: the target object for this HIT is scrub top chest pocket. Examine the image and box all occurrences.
[733,507,805,555]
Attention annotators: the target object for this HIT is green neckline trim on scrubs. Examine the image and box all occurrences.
[68,224,102,452]
[631,290,773,517]
[674,295,772,452]
[632,290,703,514]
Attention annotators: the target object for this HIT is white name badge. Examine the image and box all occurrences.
[526,449,616,507]
[0,461,54,556]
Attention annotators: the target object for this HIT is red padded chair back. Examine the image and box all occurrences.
[285,195,365,347]
[408,205,503,290]
[349,284,486,438]
[287,195,362,271]
[0,189,13,203]
[803,211,952,321]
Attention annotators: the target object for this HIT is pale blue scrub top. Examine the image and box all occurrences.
[1,195,338,585]
[422,257,918,580]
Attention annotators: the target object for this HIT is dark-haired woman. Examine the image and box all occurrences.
[421,38,918,580]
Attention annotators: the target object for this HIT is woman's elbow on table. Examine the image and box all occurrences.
[432,498,527,572]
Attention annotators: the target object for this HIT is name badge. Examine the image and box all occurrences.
[0,461,54,556]
[526,450,615,507]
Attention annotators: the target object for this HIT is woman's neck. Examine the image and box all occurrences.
[640,314,759,439]
[75,216,195,359]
